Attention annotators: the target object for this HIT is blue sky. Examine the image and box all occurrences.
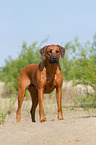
[0,0,96,67]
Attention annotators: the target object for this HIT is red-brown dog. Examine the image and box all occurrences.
[16,45,65,122]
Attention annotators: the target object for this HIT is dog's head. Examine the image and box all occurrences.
[39,45,65,64]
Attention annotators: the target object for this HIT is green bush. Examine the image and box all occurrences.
[0,42,42,93]
[0,34,96,108]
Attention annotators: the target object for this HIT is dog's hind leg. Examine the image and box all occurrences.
[16,74,30,122]
[28,85,38,122]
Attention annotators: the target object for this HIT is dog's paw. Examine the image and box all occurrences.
[58,117,64,120]
[40,118,47,122]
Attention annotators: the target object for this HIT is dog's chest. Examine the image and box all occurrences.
[36,66,62,93]
[43,72,58,93]
[46,74,55,87]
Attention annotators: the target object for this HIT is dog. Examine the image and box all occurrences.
[16,45,65,122]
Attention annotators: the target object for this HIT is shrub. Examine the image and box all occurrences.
[0,34,96,108]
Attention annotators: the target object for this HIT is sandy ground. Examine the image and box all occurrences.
[0,82,96,145]
[0,99,96,145]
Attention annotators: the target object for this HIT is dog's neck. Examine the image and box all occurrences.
[45,59,58,76]
[38,59,61,75]
[38,59,61,87]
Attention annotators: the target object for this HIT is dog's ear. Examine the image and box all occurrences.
[39,46,48,60]
[57,45,65,58]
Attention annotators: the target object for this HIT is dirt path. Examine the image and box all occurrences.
[0,102,96,145]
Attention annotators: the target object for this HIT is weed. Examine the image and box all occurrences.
[0,96,17,125]
[8,97,17,110]
[0,112,6,125]
[7,110,12,115]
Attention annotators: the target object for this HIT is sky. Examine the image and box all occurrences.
[0,0,96,67]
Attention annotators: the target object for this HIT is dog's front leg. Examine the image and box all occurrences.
[38,88,47,122]
[56,87,64,120]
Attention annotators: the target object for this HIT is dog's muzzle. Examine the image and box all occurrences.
[49,55,58,64]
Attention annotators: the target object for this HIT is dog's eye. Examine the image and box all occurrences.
[48,49,52,53]
[56,50,60,53]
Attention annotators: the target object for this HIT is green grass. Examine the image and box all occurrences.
[0,96,17,125]
[0,83,96,125]
[0,112,6,125]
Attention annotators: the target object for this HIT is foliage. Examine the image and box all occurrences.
[0,97,17,125]
[62,34,96,107]
[0,112,6,125]
[0,42,42,93]
[0,34,96,107]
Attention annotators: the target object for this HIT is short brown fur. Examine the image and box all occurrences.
[16,45,65,122]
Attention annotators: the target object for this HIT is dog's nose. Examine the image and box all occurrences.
[49,55,58,63]
[52,56,57,60]
[52,56,58,63]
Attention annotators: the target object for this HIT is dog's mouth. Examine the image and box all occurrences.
[49,56,58,64]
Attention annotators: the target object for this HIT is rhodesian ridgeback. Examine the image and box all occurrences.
[16,45,65,122]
